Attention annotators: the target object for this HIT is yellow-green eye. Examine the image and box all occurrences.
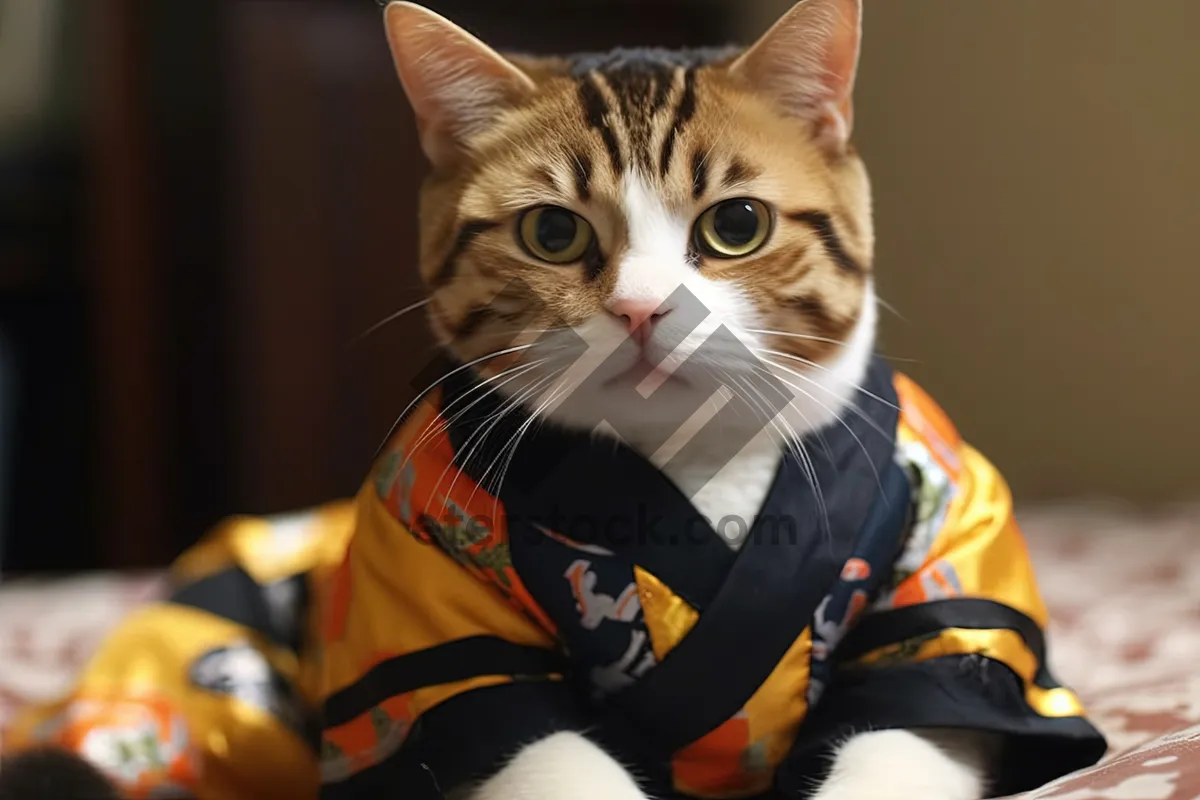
[694,198,772,258]
[519,206,594,264]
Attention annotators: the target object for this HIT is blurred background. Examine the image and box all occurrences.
[0,0,1197,574]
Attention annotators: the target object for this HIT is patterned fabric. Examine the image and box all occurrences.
[0,504,1197,798]
[317,359,1100,800]
[0,503,356,800]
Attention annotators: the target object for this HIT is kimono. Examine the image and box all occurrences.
[319,357,1105,800]
[2,503,355,800]
[4,357,1106,799]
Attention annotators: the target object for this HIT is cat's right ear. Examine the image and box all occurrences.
[383,2,536,168]
[729,0,862,151]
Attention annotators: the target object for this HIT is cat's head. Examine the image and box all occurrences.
[383,0,875,450]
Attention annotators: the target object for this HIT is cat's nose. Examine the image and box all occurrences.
[608,299,672,345]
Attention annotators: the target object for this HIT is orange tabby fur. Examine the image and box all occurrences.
[409,43,873,374]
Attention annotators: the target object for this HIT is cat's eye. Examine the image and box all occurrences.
[518,206,594,264]
[694,198,772,258]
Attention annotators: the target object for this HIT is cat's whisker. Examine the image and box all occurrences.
[744,328,920,366]
[752,346,901,414]
[876,295,906,322]
[741,327,852,348]
[706,365,829,535]
[352,298,431,344]
[718,367,832,464]
[742,392,830,526]
[403,358,550,467]
[374,342,542,459]
[446,369,554,482]
[473,369,573,525]
[709,366,764,424]
[738,371,829,515]
[756,353,896,447]
[694,365,728,421]
[472,370,564,498]
[468,326,572,344]
[696,364,753,424]
[749,369,834,462]
[446,369,560,518]
[481,368,573,518]
[766,402,830,541]
[755,362,885,499]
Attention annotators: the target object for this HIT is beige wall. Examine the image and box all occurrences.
[746,1,1200,504]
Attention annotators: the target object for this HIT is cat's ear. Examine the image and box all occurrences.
[728,0,862,150]
[383,2,536,167]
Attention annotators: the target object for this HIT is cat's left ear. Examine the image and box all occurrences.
[728,0,862,150]
[383,2,536,168]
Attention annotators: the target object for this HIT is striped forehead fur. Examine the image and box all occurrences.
[388,1,875,446]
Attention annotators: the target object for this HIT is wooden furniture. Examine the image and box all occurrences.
[67,0,737,569]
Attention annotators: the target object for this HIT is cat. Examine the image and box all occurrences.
[379,1,998,799]
[0,2,1104,798]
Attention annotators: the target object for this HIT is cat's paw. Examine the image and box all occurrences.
[810,730,989,800]
[471,732,649,800]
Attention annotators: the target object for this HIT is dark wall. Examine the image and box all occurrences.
[0,0,90,571]
[2,0,740,572]
[222,0,740,524]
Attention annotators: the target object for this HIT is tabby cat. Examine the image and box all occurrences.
[0,3,1105,798]
[380,1,993,799]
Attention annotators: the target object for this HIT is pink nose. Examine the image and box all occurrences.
[608,299,671,345]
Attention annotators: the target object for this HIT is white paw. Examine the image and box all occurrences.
[471,731,649,800]
[810,730,991,800]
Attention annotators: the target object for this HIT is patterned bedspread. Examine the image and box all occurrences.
[1,502,1197,799]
